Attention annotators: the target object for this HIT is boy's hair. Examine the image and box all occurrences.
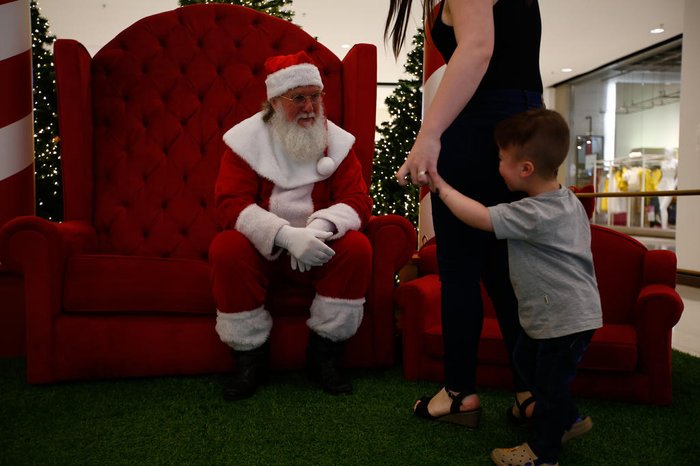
[494,108,570,180]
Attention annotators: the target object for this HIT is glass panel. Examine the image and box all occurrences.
[562,38,681,235]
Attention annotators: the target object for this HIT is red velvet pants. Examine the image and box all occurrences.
[210,229,371,349]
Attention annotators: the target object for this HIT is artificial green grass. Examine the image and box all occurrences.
[2,351,699,465]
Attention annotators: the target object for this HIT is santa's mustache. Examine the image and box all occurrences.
[296,112,315,121]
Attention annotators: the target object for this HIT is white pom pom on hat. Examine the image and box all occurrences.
[316,156,336,176]
[264,51,324,100]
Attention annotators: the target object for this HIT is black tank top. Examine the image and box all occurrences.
[430,0,543,94]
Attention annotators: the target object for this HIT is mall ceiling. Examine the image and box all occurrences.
[40,0,687,88]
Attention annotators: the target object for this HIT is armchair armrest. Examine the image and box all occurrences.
[364,214,416,276]
[0,217,96,383]
[634,283,684,405]
[636,284,684,331]
[363,214,416,365]
[395,274,441,380]
[643,249,677,287]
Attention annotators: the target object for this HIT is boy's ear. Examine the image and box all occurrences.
[520,160,535,178]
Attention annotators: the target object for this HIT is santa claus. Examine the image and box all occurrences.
[210,51,372,400]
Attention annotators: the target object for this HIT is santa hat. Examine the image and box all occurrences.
[264,51,324,100]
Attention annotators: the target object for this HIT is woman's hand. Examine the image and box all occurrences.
[396,131,441,187]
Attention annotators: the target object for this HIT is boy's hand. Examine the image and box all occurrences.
[427,172,444,195]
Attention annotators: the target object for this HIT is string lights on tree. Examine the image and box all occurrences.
[370,30,423,227]
[31,0,62,221]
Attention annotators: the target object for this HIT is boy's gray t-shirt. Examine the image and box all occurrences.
[488,186,602,339]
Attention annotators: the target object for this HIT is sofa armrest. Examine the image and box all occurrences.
[0,217,96,383]
[634,283,684,405]
[0,217,96,271]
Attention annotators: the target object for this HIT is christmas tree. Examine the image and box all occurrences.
[31,0,62,221]
[371,30,423,227]
[178,0,294,21]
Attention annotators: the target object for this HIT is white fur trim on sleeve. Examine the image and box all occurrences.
[235,203,289,260]
[307,203,361,240]
[216,307,273,351]
[307,294,365,342]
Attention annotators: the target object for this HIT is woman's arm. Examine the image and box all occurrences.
[397,0,495,185]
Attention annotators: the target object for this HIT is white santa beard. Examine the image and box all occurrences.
[269,106,328,163]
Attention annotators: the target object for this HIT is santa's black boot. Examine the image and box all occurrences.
[307,332,352,395]
[223,343,268,401]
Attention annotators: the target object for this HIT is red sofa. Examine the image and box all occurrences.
[0,5,415,384]
[396,224,684,405]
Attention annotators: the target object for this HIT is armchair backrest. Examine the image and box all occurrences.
[53,4,377,259]
[590,225,675,324]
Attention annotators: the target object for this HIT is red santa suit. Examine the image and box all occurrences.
[211,111,373,351]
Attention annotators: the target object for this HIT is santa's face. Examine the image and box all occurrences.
[269,88,328,163]
[273,85,324,128]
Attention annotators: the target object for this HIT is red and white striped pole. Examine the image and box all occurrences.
[418,11,446,248]
[0,0,33,357]
[0,0,35,228]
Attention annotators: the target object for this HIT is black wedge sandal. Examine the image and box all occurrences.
[413,390,482,428]
[506,394,536,426]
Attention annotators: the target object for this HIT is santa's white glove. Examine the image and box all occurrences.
[274,225,335,267]
[307,218,336,235]
[290,255,313,273]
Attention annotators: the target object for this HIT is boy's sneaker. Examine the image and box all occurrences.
[490,442,559,466]
[561,415,593,443]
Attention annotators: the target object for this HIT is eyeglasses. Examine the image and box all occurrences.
[278,91,325,106]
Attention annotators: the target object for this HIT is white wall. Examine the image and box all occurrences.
[615,101,680,157]
[677,0,700,274]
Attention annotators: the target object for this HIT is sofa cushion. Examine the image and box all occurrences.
[64,255,215,314]
[64,254,317,317]
[579,323,638,372]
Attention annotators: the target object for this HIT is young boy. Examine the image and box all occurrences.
[429,108,603,466]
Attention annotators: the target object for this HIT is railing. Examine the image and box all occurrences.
[575,188,700,283]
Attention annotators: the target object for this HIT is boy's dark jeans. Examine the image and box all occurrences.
[513,328,595,463]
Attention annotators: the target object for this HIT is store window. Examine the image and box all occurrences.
[561,37,682,235]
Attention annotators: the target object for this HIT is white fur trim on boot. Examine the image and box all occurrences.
[216,307,273,352]
[307,294,365,342]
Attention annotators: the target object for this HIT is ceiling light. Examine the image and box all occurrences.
[561,67,573,73]
[650,24,665,34]
[340,44,351,49]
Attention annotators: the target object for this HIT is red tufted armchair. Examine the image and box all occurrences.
[0,5,415,384]
[396,224,684,405]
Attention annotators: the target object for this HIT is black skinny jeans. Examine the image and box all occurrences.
[431,89,543,394]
